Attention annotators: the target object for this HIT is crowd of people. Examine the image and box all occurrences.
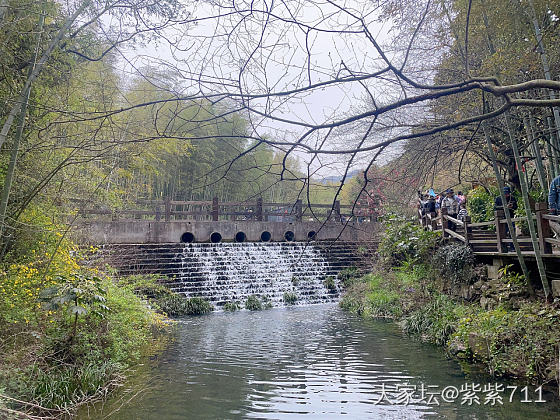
[418,174,560,251]
[419,188,467,231]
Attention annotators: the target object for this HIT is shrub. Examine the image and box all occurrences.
[339,282,371,315]
[1,276,169,412]
[283,292,298,305]
[338,267,359,288]
[245,295,263,311]
[323,276,336,292]
[432,243,475,284]
[340,272,417,318]
[119,274,171,299]
[223,301,241,311]
[261,295,273,309]
[378,214,440,266]
[185,297,214,315]
[156,295,213,316]
[403,294,469,346]
[466,186,497,223]
[454,302,560,381]
[0,206,172,415]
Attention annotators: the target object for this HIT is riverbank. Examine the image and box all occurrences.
[0,209,178,419]
[340,263,560,386]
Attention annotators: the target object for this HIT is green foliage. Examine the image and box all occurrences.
[156,295,213,316]
[283,292,298,305]
[223,301,241,311]
[14,361,121,411]
[378,214,440,266]
[291,276,299,286]
[496,264,527,297]
[338,267,359,288]
[119,274,171,299]
[245,295,264,311]
[466,186,498,223]
[454,303,560,381]
[339,281,371,315]
[432,244,475,284]
[262,297,273,309]
[403,294,470,346]
[341,260,559,383]
[0,214,170,414]
[340,271,422,318]
[0,275,169,412]
[323,276,336,292]
[512,187,545,235]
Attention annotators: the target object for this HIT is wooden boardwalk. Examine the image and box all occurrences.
[417,201,560,260]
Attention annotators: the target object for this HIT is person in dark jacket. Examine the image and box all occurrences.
[549,175,560,215]
[425,196,436,214]
[494,186,517,217]
[548,175,560,238]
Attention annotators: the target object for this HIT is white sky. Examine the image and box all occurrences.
[105,0,410,177]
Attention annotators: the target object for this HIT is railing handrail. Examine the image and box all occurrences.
[416,199,558,255]
[77,197,376,224]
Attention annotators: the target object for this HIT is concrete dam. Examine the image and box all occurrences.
[79,198,378,307]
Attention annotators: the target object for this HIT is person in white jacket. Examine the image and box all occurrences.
[441,189,459,231]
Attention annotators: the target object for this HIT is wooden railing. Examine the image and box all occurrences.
[418,201,560,255]
[77,197,375,223]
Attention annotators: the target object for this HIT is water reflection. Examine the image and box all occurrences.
[81,305,559,419]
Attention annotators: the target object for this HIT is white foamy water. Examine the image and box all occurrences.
[168,242,339,306]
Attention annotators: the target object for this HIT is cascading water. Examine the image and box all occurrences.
[166,242,339,307]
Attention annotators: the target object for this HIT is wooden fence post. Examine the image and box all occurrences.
[464,215,472,245]
[212,197,219,221]
[535,202,552,254]
[441,208,448,238]
[295,199,302,222]
[430,212,437,231]
[334,200,341,221]
[164,197,171,222]
[155,203,161,221]
[255,197,263,221]
[495,210,505,253]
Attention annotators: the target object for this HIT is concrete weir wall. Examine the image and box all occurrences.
[75,220,378,244]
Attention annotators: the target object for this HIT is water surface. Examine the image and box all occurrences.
[81,305,559,419]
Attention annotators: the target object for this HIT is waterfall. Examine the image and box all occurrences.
[167,242,339,307]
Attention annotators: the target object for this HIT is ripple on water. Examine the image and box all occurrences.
[79,305,560,420]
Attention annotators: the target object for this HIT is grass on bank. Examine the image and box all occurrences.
[0,206,214,418]
[342,213,560,384]
[340,262,560,384]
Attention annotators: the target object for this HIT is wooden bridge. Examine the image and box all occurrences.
[417,201,560,259]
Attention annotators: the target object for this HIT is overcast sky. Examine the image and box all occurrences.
[106,0,409,177]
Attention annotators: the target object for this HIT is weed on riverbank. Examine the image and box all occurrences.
[0,209,172,418]
[342,215,560,385]
[341,265,560,385]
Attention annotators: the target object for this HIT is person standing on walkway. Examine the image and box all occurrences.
[548,174,560,237]
[441,189,459,231]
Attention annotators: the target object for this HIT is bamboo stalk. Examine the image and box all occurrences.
[482,122,532,289]
[523,113,547,190]
[505,113,550,299]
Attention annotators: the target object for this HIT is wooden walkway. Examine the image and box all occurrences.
[418,201,560,259]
